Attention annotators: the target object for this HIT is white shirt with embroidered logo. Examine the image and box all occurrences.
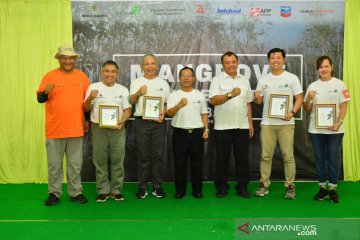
[209,72,253,130]
[130,76,171,117]
[85,81,131,123]
[167,89,207,129]
[305,77,350,134]
[256,71,303,126]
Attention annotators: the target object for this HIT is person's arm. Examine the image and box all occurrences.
[37,92,48,103]
[83,90,98,112]
[253,90,263,105]
[247,102,254,138]
[118,107,132,129]
[303,99,312,113]
[156,104,167,122]
[130,85,147,104]
[37,83,54,103]
[201,113,209,140]
[303,90,316,113]
[84,111,91,133]
[328,101,347,132]
[166,98,187,117]
[283,92,304,121]
[210,87,241,106]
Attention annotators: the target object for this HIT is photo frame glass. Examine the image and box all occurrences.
[268,94,290,118]
[315,104,336,129]
[142,96,162,120]
[99,105,119,128]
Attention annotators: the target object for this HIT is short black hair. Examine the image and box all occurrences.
[102,60,119,70]
[179,67,195,77]
[267,48,286,59]
[221,51,238,64]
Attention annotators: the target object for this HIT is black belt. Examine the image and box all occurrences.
[134,116,157,122]
[174,128,202,134]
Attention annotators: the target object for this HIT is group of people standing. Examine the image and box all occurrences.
[36,45,350,206]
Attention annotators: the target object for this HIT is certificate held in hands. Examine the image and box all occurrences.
[142,96,162,120]
[268,94,290,118]
[315,104,336,129]
[99,105,119,128]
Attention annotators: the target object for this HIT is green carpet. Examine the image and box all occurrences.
[0,182,359,240]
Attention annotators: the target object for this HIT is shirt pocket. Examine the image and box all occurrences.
[219,81,232,94]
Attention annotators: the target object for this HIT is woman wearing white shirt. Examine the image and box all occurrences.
[304,56,350,203]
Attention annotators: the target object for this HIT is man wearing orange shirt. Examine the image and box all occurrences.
[36,45,90,206]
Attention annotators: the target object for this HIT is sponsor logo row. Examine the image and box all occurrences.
[82,3,337,19]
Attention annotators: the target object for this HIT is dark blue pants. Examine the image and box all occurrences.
[310,133,344,187]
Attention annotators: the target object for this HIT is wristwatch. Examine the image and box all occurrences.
[291,110,296,115]
[227,92,233,99]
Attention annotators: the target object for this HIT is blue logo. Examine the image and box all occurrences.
[217,8,241,15]
[280,6,291,18]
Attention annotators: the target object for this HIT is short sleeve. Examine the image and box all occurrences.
[209,77,220,98]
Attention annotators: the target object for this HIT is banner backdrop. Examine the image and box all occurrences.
[72,0,345,182]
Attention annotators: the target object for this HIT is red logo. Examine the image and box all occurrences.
[251,8,260,16]
[238,223,250,234]
[196,3,204,14]
[342,89,350,99]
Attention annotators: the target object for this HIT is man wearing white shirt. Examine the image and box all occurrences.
[209,51,254,198]
[167,67,209,199]
[254,48,304,199]
[129,54,171,199]
[83,60,132,202]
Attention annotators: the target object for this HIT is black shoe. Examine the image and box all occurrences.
[111,193,125,201]
[174,192,185,199]
[44,193,60,206]
[328,189,340,203]
[136,188,148,199]
[70,194,88,204]
[192,192,203,198]
[314,187,328,201]
[216,189,228,198]
[237,184,251,198]
[152,188,166,198]
[96,194,109,203]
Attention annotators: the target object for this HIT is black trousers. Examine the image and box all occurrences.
[214,129,250,191]
[134,118,165,189]
[172,128,204,194]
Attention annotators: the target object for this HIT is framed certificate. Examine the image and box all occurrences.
[142,96,162,120]
[315,104,336,129]
[99,105,119,128]
[268,94,290,118]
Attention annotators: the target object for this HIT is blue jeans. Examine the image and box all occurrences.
[310,133,344,187]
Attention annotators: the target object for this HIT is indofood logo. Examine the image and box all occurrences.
[217,8,241,14]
